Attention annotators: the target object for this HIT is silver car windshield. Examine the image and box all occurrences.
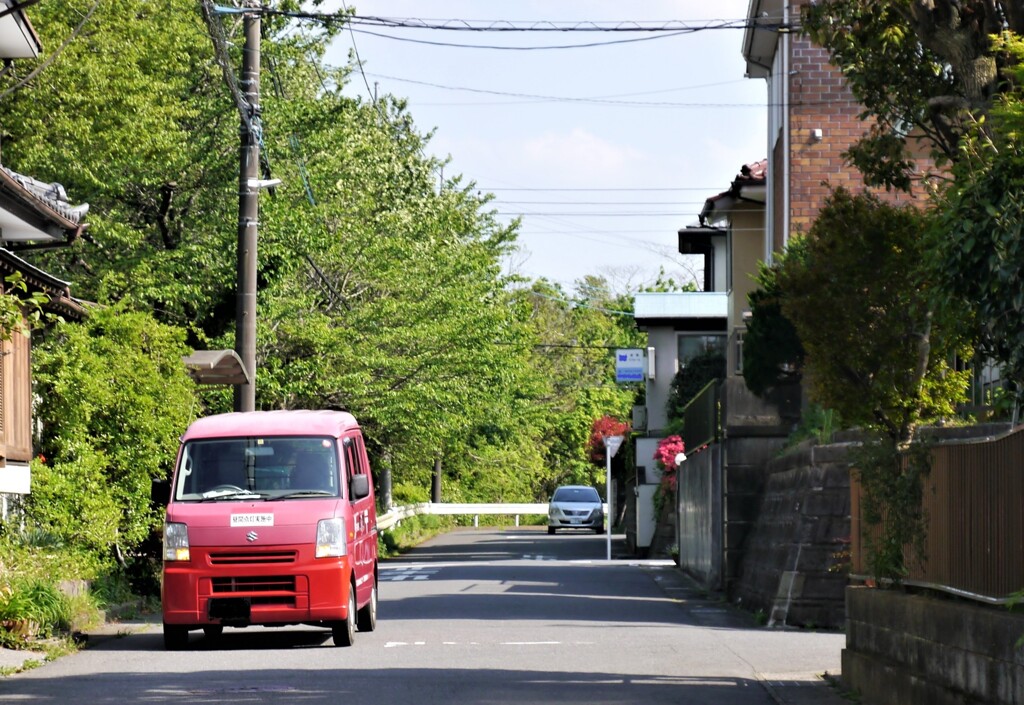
[552,487,601,503]
[174,437,340,502]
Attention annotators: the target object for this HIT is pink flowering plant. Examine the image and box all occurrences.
[652,435,686,516]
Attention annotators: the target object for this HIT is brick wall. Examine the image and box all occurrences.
[778,31,934,244]
[789,36,865,234]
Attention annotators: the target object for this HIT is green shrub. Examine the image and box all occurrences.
[0,578,72,640]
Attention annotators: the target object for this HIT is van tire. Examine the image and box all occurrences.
[203,625,224,639]
[332,587,357,647]
[163,624,189,651]
[357,581,377,632]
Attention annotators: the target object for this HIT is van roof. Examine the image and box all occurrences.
[182,410,360,441]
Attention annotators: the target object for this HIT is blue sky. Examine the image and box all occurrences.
[325,1,767,292]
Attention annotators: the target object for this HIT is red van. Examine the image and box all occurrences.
[159,410,378,649]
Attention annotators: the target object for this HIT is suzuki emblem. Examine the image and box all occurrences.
[246,531,258,542]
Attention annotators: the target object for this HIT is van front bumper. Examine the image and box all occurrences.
[162,544,353,626]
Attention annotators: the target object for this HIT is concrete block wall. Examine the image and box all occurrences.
[844,587,1024,705]
[732,440,852,629]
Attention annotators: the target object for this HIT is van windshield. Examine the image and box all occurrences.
[174,437,340,502]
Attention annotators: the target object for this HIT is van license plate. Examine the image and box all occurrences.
[208,598,251,621]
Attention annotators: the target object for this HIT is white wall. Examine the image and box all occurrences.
[0,463,30,494]
[644,326,679,433]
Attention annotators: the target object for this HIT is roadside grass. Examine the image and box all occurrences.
[378,514,455,558]
[0,532,150,668]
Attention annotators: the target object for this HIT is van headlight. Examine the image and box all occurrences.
[163,522,190,561]
[316,518,347,558]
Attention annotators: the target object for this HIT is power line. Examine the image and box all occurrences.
[498,200,708,206]
[348,27,696,51]
[496,211,703,217]
[222,9,784,33]
[528,291,634,317]
[216,7,794,50]
[357,70,768,107]
[344,17,765,32]
[481,187,727,192]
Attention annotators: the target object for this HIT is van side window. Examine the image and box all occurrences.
[343,435,369,499]
[343,437,358,495]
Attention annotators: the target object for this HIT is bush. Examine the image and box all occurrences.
[665,350,725,422]
[0,579,72,641]
[31,306,197,568]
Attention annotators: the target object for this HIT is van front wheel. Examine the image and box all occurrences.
[332,586,357,647]
[357,582,377,632]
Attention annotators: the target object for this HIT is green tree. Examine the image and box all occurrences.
[776,190,971,582]
[742,250,806,397]
[777,188,968,443]
[803,0,1022,191]
[30,306,197,559]
[0,0,244,337]
[665,349,726,422]
[929,33,1024,398]
[1,0,642,518]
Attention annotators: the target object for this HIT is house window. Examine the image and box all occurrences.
[677,333,726,371]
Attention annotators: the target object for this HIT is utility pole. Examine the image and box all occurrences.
[234,6,260,412]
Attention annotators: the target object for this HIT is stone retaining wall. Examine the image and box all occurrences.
[843,587,1024,704]
[731,441,852,629]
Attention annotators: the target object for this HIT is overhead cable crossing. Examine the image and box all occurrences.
[213,8,796,34]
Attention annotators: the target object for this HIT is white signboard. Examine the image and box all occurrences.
[231,513,274,527]
[615,348,645,383]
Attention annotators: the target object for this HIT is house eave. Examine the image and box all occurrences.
[0,168,87,246]
[0,0,42,59]
[743,0,784,78]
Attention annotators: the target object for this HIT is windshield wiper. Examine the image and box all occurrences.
[198,489,264,502]
[268,490,335,501]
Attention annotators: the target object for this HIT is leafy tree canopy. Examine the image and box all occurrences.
[1,0,644,531]
[776,188,969,442]
[30,305,197,555]
[929,32,1024,396]
[742,250,806,397]
[803,0,1024,191]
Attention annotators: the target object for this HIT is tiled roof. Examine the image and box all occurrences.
[700,158,768,225]
[0,167,88,244]
[0,248,87,319]
[2,167,89,224]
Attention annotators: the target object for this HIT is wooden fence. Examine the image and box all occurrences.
[851,426,1024,603]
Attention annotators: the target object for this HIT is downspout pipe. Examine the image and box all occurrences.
[782,2,791,252]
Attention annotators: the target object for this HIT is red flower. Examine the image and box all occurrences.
[587,415,631,464]
[653,435,686,471]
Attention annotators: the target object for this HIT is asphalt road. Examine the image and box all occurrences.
[0,528,845,704]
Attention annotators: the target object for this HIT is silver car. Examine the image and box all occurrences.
[547,485,604,534]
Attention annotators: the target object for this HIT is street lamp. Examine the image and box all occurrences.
[603,434,625,561]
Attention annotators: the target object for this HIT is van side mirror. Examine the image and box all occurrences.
[151,478,171,506]
[350,474,370,500]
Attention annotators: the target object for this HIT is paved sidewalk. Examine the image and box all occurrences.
[0,612,159,674]
[643,564,855,705]
[0,644,46,673]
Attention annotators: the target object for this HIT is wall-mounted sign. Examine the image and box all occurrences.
[615,348,645,383]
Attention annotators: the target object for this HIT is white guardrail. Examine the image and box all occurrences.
[376,502,548,531]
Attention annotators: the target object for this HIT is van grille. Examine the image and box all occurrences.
[209,551,297,565]
[211,576,296,593]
